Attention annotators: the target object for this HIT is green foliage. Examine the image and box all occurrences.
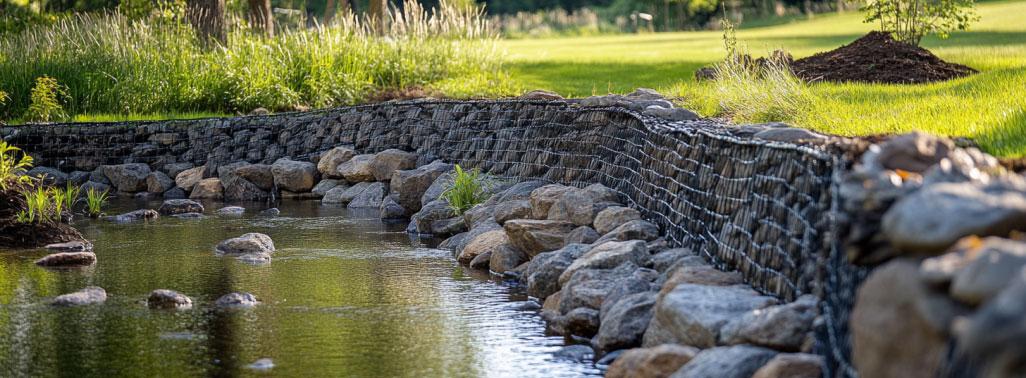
[23,76,69,123]
[861,0,979,45]
[0,1,511,120]
[17,186,57,224]
[0,140,33,190]
[441,164,490,215]
[118,0,187,22]
[56,182,80,213]
[84,187,108,218]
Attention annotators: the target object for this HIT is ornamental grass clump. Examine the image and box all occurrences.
[84,188,109,218]
[442,164,490,215]
[0,141,33,190]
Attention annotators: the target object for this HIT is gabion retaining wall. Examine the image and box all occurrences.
[1,99,861,377]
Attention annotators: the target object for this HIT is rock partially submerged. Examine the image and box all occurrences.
[52,286,107,306]
[35,252,97,267]
[159,199,205,215]
[215,292,260,308]
[215,233,275,257]
[105,209,160,223]
[147,289,193,309]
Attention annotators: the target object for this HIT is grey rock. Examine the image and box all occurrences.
[162,187,187,199]
[390,160,452,213]
[605,344,699,378]
[221,174,269,201]
[89,168,111,185]
[559,262,640,314]
[753,127,827,143]
[719,295,818,351]
[259,208,280,216]
[80,181,111,195]
[525,243,592,299]
[956,268,1026,378]
[215,206,246,216]
[752,353,825,378]
[494,199,533,224]
[163,162,194,178]
[147,289,193,309]
[565,226,600,245]
[565,307,601,337]
[553,345,593,362]
[159,199,204,215]
[468,250,493,270]
[348,182,386,208]
[271,158,320,193]
[367,149,418,182]
[594,291,658,354]
[670,345,778,378]
[52,286,107,306]
[430,216,467,236]
[644,284,778,348]
[216,233,275,256]
[311,179,340,197]
[44,240,92,252]
[35,252,97,267]
[408,199,457,235]
[530,184,574,219]
[68,171,90,185]
[27,166,68,186]
[643,106,699,121]
[457,229,508,265]
[321,182,361,205]
[869,132,955,173]
[547,189,601,226]
[491,180,549,203]
[651,248,698,273]
[420,172,454,206]
[189,178,223,200]
[105,209,160,223]
[462,203,496,229]
[594,206,642,235]
[520,90,565,101]
[171,212,205,219]
[235,164,275,191]
[336,154,376,182]
[596,220,661,243]
[215,292,260,308]
[489,244,529,274]
[379,194,408,220]
[100,163,150,192]
[317,146,356,178]
[504,219,577,258]
[174,166,205,191]
[146,171,175,193]
[950,237,1026,305]
[560,240,649,286]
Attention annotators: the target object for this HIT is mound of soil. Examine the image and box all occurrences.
[0,186,83,249]
[791,31,977,84]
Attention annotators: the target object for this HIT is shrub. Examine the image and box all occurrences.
[861,0,980,45]
[0,140,33,190]
[23,76,69,123]
[84,187,109,218]
[441,164,490,215]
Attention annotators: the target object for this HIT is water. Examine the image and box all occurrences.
[0,200,600,377]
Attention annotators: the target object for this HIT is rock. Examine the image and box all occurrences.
[174,166,205,191]
[643,106,700,122]
[524,244,592,299]
[489,244,529,274]
[462,203,496,229]
[600,268,659,319]
[719,295,818,351]
[751,353,825,378]
[317,146,356,178]
[594,206,642,235]
[235,164,275,191]
[348,182,386,208]
[100,163,150,192]
[246,358,275,371]
[408,199,459,234]
[594,291,657,354]
[35,252,97,267]
[565,307,601,337]
[553,345,593,362]
[379,195,408,220]
[105,209,160,223]
[671,345,778,378]
[547,189,601,226]
[271,158,319,193]
[565,226,599,245]
[605,344,699,378]
[448,221,502,256]
[430,217,467,236]
[44,240,92,252]
[159,199,204,215]
[171,212,205,219]
[215,292,260,308]
[468,250,493,270]
[851,259,948,378]
[215,206,246,216]
[651,248,697,273]
[457,230,508,265]
[420,172,454,205]
[597,220,660,243]
[367,149,418,182]
[321,183,363,205]
[870,132,955,173]
[69,170,90,185]
[27,166,68,186]
[390,160,453,213]
[504,219,577,257]
[883,178,1026,253]
[163,187,187,199]
[529,184,573,219]
[520,89,564,101]
[51,286,107,306]
[956,269,1026,378]
[215,233,275,256]
[491,180,548,203]
[660,263,746,291]
[89,168,111,185]
[560,240,649,286]
[189,178,223,200]
[311,179,340,197]
[493,200,533,224]
[146,171,175,193]
[643,284,778,348]
[147,289,193,309]
[163,162,194,178]
[559,262,640,314]
[259,208,280,216]
[222,175,269,201]
[337,154,376,182]
[753,128,827,143]
[949,237,1026,305]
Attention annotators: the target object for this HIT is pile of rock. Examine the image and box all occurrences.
[837,132,1026,378]
[431,182,823,378]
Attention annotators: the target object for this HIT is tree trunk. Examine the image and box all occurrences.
[247,0,274,37]
[324,0,338,24]
[368,0,387,34]
[188,0,227,45]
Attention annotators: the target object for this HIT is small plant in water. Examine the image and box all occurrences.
[442,164,490,215]
[0,141,33,190]
[23,76,69,123]
[84,187,109,218]
[56,183,80,216]
[19,186,55,224]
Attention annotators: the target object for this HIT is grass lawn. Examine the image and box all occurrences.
[498,0,1026,157]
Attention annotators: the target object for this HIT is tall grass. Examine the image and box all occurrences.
[442,164,489,215]
[0,1,514,120]
[84,187,109,218]
[0,140,33,190]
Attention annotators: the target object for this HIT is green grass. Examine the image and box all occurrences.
[499,0,1026,157]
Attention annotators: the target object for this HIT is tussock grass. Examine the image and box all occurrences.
[0,1,515,120]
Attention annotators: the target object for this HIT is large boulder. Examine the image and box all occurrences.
[644,284,778,348]
[35,252,97,267]
[348,182,387,208]
[489,244,529,274]
[719,295,818,351]
[368,149,418,182]
[317,146,356,178]
[159,199,204,215]
[146,171,175,194]
[524,243,592,299]
[504,219,577,257]
[546,189,610,226]
[100,163,150,192]
[751,353,825,378]
[559,240,649,286]
[882,178,1026,253]
[565,226,600,245]
[851,259,949,378]
[322,182,367,205]
[163,162,194,179]
[174,166,205,191]
[493,200,533,224]
[271,158,319,193]
[446,220,502,257]
[606,344,699,378]
[420,172,454,205]
[671,345,778,378]
[311,179,341,198]
[597,220,661,243]
[235,164,275,191]
[28,166,68,187]
[336,154,376,182]
[189,178,224,200]
[216,233,275,255]
[949,237,1026,305]
[594,291,658,354]
[457,230,508,265]
[51,286,107,306]
[408,199,457,235]
[594,206,642,235]
[530,184,574,219]
[379,194,408,220]
[390,160,453,213]
[559,262,640,314]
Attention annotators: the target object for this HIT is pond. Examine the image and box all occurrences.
[0,199,601,377]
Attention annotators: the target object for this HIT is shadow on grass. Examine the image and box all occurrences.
[975,107,1026,158]
[509,61,709,96]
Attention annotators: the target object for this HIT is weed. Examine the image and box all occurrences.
[441,164,490,215]
[84,187,109,218]
[0,141,33,190]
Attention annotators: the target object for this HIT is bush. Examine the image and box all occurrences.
[0,140,33,190]
[861,0,979,45]
[23,76,69,123]
[441,164,490,215]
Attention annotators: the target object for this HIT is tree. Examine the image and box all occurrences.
[368,0,387,33]
[861,0,979,45]
[247,0,273,36]
[324,0,352,24]
[188,0,227,45]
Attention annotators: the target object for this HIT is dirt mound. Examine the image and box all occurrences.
[791,31,976,84]
[0,185,83,249]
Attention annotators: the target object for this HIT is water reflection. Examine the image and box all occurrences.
[0,199,600,377]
